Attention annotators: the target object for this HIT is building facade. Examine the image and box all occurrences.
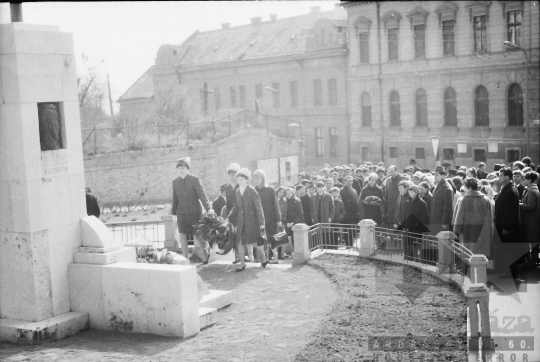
[148,6,350,170]
[344,1,539,170]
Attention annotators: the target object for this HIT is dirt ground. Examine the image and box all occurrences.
[0,254,467,362]
[295,254,467,362]
[0,260,337,362]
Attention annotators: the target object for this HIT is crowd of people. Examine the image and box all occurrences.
[171,155,539,280]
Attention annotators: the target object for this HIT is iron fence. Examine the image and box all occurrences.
[107,220,166,249]
[450,238,473,279]
[374,227,440,266]
[308,223,360,251]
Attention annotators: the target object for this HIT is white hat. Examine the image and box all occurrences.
[176,157,191,169]
[237,168,251,179]
[227,163,241,173]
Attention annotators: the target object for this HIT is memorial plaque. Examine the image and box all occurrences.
[42,150,69,176]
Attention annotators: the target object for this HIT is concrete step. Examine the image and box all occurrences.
[199,289,232,310]
[198,307,217,330]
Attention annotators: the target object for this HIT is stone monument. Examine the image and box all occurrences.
[0,4,231,344]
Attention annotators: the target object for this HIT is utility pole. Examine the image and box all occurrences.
[107,74,114,117]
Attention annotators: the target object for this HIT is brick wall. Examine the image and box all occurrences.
[83,129,300,206]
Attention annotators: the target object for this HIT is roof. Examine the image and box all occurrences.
[119,66,154,101]
[155,8,347,68]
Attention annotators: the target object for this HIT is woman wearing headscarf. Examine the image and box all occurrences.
[227,168,268,271]
[253,170,282,264]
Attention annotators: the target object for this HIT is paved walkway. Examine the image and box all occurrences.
[0,259,337,362]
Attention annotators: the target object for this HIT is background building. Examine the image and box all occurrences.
[344,0,539,170]
[120,6,350,170]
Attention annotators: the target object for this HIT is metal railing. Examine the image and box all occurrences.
[450,239,473,279]
[308,223,360,251]
[374,227,440,266]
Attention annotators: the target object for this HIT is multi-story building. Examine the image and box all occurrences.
[344,1,539,169]
[121,6,351,170]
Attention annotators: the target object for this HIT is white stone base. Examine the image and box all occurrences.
[73,247,136,265]
[0,312,88,344]
[198,307,217,329]
[199,289,233,310]
[69,262,200,338]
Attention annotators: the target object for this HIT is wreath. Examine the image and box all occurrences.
[365,196,382,206]
[193,213,230,250]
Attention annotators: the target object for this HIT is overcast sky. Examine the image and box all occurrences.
[10,1,337,109]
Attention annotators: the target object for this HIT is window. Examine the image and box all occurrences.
[388,28,399,61]
[361,92,372,127]
[416,89,427,126]
[444,87,457,126]
[507,149,520,163]
[313,79,322,107]
[443,148,454,161]
[442,20,455,56]
[474,149,486,162]
[507,10,521,47]
[473,15,487,54]
[362,147,370,161]
[328,78,337,107]
[389,90,400,126]
[315,128,324,157]
[413,24,426,59]
[508,83,523,126]
[389,147,398,158]
[359,32,369,63]
[214,87,221,110]
[329,128,338,157]
[230,86,236,108]
[239,85,246,108]
[475,85,489,126]
[255,84,263,100]
[415,148,426,160]
[290,81,298,108]
[272,83,280,108]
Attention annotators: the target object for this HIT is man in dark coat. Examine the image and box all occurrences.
[171,157,213,263]
[340,176,360,224]
[85,187,100,218]
[429,166,454,235]
[383,165,405,227]
[402,184,429,261]
[212,184,228,215]
[495,168,523,279]
[352,168,364,195]
[512,170,526,200]
[477,163,488,180]
[296,184,312,226]
[311,181,335,224]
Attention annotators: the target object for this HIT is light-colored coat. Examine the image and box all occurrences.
[453,191,493,257]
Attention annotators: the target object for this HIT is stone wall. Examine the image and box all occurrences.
[84,129,300,206]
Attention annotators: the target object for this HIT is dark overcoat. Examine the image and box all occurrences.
[383,174,406,223]
[359,184,384,225]
[223,183,239,225]
[284,197,304,224]
[212,195,227,215]
[333,198,346,223]
[420,192,433,213]
[402,195,429,234]
[86,193,100,218]
[311,191,335,224]
[256,185,281,236]
[494,182,521,243]
[394,193,411,226]
[429,178,454,234]
[229,185,265,245]
[520,184,540,245]
[300,194,313,225]
[171,173,211,216]
[340,186,359,224]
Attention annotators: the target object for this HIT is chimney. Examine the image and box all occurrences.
[270,14,277,22]
[222,23,230,29]
[250,17,262,25]
[310,6,321,13]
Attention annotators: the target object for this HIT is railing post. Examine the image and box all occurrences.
[358,219,377,257]
[436,231,455,274]
[469,254,488,284]
[464,284,493,356]
[292,223,310,265]
[163,215,177,249]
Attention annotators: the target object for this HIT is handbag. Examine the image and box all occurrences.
[271,231,289,249]
[257,229,267,246]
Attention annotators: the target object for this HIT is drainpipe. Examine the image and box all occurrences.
[376,2,385,163]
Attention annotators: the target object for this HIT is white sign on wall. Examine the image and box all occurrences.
[457,144,467,153]
[488,142,498,153]
[257,158,279,185]
[256,155,299,186]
